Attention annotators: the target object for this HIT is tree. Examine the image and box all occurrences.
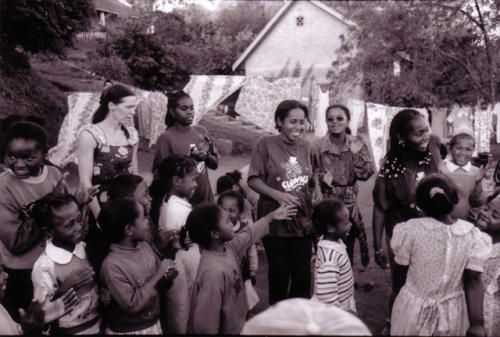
[0,0,94,72]
[330,0,499,108]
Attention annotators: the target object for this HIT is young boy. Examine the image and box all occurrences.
[311,199,356,313]
[186,203,295,334]
[0,121,63,321]
[441,133,486,220]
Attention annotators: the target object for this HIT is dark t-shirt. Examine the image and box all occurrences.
[248,135,317,237]
[153,126,214,205]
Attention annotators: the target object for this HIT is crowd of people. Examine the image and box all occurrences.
[0,83,498,336]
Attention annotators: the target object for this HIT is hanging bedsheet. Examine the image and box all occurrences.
[136,92,168,146]
[474,105,493,153]
[235,77,302,133]
[184,75,246,126]
[346,98,365,137]
[366,103,428,171]
[312,84,329,138]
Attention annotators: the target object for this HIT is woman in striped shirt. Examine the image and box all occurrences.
[311,199,356,313]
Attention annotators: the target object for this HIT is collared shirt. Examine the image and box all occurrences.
[159,194,192,233]
[444,159,472,173]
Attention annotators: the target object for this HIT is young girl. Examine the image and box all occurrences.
[31,193,100,334]
[390,174,491,336]
[98,199,176,334]
[472,195,500,336]
[187,203,295,334]
[441,133,486,220]
[217,190,259,311]
[152,90,218,205]
[216,171,254,222]
[312,198,356,313]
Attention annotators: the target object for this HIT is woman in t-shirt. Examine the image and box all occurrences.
[152,90,218,205]
[248,100,322,304]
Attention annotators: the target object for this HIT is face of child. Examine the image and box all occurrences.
[403,116,431,153]
[332,207,352,240]
[326,108,349,136]
[219,196,241,226]
[130,203,149,242]
[278,108,306,143]
[5,138,44,178]
[172,96,194,126]
[477,197,500,234]
[450,137,475,167]
[51,202,83,247]
[177,170,198,200]
[216,208,234,242]
[110,96,137,126]
[133,181,152,213]
[0,264,8,301]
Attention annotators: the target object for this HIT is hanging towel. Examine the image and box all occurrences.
[346,98,365,136]
[314,88,330,138]
[235,77,302,133]
[474,105,493,153]
[366,102,389,171]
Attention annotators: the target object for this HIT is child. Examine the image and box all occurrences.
[390,173,491,336]
[0,121,63,321]
[216,171,254,222]
[217,190,259,311]
[152,90,218,205]
[441,133,486,220]
[311,198,356,313]
[98,198,176,334]
[31,193,100,334]
[471,196,500,336]
[187,202,296,334]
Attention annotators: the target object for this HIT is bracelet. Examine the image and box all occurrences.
[374,249,384,255]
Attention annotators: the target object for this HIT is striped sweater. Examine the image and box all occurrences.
[313,239,356,312]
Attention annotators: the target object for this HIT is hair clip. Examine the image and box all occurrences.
[429,187,445,198]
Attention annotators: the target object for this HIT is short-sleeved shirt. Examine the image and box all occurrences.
[248,135,317,237]
[373,135,442,237]
[153,126,214,205]
[79,124,138,186]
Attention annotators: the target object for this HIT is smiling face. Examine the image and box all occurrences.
[330,206,352,240]
[326,107,349,136]
[403,116,431,152]
[110,95,137,126]
[450,136,475,167]
[133,180,152,214]
[219,195,241,226]
[215,208,234,242]
[4,138,44,179]
[174,170,198,200]
[277,108,306,143]
[477,197,500,234]
[51,202,83,249]
[172,96,194,126]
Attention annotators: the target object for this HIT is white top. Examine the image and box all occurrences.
[443,158,473,173]
[159,195,192,233]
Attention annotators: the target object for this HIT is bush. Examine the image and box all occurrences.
[89,55,132,84]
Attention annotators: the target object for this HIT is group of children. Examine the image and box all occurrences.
[0,108,500,336]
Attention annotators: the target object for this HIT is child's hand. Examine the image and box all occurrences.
[99,286,111,306]
[42,288,79,323]
[271,204,297,221]
[55,266,94,298]
[273,191,300,206]
[159,259,177,276]
[19,300,45,335]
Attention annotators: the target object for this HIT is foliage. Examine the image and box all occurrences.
[330,0,499,107]
[89,55,132,84]
[0,0,94,72]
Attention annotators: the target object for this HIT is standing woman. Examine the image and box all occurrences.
[77,84,139,218]
[314,104,374,268]
[372,109,442,328]
[248,100,322,304]
[153,90,218,206]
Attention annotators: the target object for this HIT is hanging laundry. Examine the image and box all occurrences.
[429,108,447,140]
[474,105,493,153]
[366,102,389,171]
[346,98,365,136]
[447,105,474,136]
[493,103,500,143]
[314,87,330,138]
[235,77,302,133]
[184,75,246,126]
[135,92,169,146]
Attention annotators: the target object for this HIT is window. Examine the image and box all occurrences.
[296,16,304,26]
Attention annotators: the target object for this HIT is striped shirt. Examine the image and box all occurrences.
[313,239,356,312]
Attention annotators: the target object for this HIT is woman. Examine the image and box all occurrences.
[314,104,374,268]
[153,90,218,206]
[372,109,442,332]
[248,100,322,304]
[77,84,138,271]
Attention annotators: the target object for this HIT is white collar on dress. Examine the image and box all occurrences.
[45,240,86,265]
[167,195,192,208]
[418,217,474,236]
[444,159,472,173]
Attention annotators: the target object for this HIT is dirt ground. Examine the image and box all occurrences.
[133,147,390,334]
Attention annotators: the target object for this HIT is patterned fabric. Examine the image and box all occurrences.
[474,104,493,153]
[366,103,428,171]
[390,218,492,336]
[346,98,365,137]
[483,243,500,337]
[79,124,138,186]
[235,77,302,133]
[135,92,168,147]
[184,75,246,126]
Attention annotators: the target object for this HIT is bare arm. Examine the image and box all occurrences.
[464,270,486,337]
[373,205,389,269]
[77,131,100,218]
[131,143,139,175]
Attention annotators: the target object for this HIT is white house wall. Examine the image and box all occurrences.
[243,1,349,84]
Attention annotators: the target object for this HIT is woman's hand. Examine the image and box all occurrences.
[311,185,323,205]
[271,204,298,221]
[73,183,99,207]
[272,191,300,206]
